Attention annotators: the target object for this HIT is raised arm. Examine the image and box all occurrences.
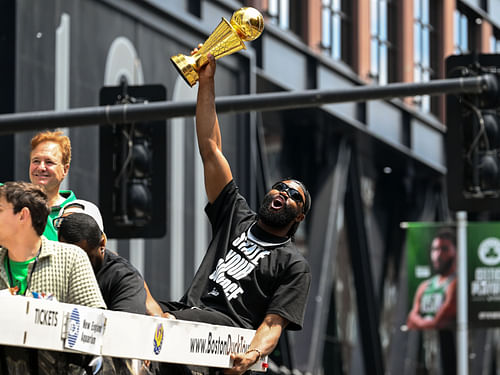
[196,53,233,203]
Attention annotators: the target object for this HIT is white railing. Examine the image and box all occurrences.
[0,294,267,372]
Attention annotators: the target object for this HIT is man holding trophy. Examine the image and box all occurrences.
[162,7,313,375]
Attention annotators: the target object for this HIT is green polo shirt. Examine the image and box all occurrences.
[44,190,76,240]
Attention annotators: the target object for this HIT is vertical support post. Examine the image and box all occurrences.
[55,13,71,191]
[457,210,468,375]
[345,148,384,375]
[0,0,15,181]
[129,239,145,277]
[305,139,351,373]
[169,77,189,299]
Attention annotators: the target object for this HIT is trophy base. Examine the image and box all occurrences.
[171,54,199,87]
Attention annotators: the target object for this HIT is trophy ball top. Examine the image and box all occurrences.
[230,7,264,42]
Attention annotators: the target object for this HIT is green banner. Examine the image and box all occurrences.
[467,222,500,327]
[406,221,500,329]
[405,223,457,330]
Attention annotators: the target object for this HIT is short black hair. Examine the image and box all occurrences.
[434,228,456,248]
[288,179,311,216]
[58,213,102,249]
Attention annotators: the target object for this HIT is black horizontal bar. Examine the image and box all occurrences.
[0,74,495,134]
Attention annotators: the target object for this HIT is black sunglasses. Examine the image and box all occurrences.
[272,182,304,204]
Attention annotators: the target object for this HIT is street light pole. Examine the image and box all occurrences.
[0,74,495,134]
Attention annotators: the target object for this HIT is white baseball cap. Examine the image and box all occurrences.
[57,199,104,233]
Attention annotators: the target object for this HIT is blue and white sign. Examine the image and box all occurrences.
[64,306,105,355]
[67,308,80,348]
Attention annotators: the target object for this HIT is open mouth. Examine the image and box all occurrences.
[271,195,285,210]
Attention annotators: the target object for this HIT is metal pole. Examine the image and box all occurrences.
[0,75,495,134]
[457,211,468,375]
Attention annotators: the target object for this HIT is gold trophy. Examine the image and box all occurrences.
[171,7,264,87]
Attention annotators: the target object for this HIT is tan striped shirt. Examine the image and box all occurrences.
[0,237,106,309]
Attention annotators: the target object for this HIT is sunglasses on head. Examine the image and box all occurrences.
[272,182,304,204]
[53,203,85,230]
[53,216,65,229]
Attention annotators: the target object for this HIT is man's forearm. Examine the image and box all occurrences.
[248,323,283,356]
[194,54,233,203]
[196,56,221,155]
[226,314,288,375]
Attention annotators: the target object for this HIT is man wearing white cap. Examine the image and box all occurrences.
[55,199,105,232]
[55,199,151,315]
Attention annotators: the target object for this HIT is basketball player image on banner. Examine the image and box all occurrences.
[406,224,457,330]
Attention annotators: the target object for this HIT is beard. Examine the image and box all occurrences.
[434,257,455,275]
[258,193,299,228]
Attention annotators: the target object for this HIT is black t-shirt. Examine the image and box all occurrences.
[181,181,311,331]
[96,249,147,315]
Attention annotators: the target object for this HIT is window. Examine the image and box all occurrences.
[370,0,395,84]
[268,0,302,37]
[413,0,434,112]
[454,10,469,54]
[187,0,201,17]
[268,0,290,29]
[490,29,500,52]
[456,4,482,53]
[321,0,352,65]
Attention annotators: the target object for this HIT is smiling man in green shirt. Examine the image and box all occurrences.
[29,131,76,241]
[28,130,76,240]
[1,131,76,240]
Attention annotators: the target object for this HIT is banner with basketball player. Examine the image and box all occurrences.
[405,223,457,330]
[405,221,500,329]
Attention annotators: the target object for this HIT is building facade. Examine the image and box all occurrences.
[1,0,500,374]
